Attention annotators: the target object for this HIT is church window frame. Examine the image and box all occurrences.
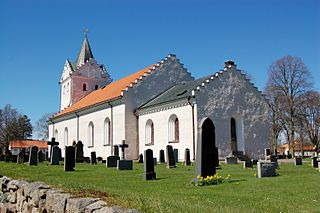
[82,83,87,91]
[168,114,179,143]
[145,119,154,145]
[104,118,111,146]
[67,83,69,92]
[64,127,68,146]
[88,121,94,147]
[95,85,99,90]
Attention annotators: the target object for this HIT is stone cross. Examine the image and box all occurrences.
[48,137,59,159]
[118,140,129,160]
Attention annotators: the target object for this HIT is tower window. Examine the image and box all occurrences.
[82,83,87,91]
[95,85,98,90]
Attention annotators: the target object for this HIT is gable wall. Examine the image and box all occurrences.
[195,68,269,159]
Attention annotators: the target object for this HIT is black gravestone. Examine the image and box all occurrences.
[269,155,278,168]
[213,147,220,168]
[311,156,318,168]
[294,157,302,165]
[114,145,119,157]
[173,149,178,163]
[138,154,143,163]
[37,150,44,162]
[166,145,176,168]
[64,146,76,171]
[91,151,97,164]
[143,149,156,180]
[48,137,59,161]
[50,146,60,165]
[118,140,129,160]
[75,141,84,163]
[29,146,38,166]
[184,148,191,166]
[243,160,253,168]
[159,149,165,163]
[107,156,120,167]
[265,148,271,157]
[17,149,25,164]
[252,159,258,165]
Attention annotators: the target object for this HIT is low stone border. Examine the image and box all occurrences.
[0,175,139,213]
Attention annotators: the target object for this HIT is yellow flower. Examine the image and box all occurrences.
[197,175,201,179]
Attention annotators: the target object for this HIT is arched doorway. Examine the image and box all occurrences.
[196,118,218,177]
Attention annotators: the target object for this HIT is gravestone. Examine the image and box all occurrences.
[138,154,143,163]
[264,148,271,158]
[143,149,156,180]
[243,160,253,168]
[173,149,178,163]
[37,150,44,162]
[64,146,76,171]
[118,140,129,160]
[107,156,120,167]
[48,137,59,161]
[184,148,191,166]
[75,141,84,163]
[50,146,60,165]
[159,149,165,163]
[269,155,278,168]
[294,157,302,166]
[97,157,103,162]
[17,149,25,164]
[225,156,238,164]
[251,159,258,165]
[113,145,119,157]
[153,158,157,166]
[311,156,319,168]
[91,151,97,164]
[318,159,320,172]
[166,145,176,168]
[257,162,277,178]
[29,146,38,166]
[117,160,133,170]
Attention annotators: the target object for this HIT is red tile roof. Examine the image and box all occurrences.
[277,142,315,152]
[10,140,48,149]
[53,64,156,118]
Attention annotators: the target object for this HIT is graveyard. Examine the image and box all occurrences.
[0,159,319,212]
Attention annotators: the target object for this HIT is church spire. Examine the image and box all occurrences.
[76,35,94,67]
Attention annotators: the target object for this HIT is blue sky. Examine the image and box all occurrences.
[0,0,319,133]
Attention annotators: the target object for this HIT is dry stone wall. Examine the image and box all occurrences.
[0,175,138,213]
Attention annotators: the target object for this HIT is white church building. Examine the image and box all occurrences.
[48,36,269,161]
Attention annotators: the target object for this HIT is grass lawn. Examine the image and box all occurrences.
[0,160,319,213]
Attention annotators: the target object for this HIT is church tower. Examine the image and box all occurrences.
[60,36,112,111]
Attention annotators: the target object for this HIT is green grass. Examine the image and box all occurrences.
[0,161,319,213]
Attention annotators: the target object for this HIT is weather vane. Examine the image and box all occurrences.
[83,28,89,37]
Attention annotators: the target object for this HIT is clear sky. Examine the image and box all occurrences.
[1,0,319,135]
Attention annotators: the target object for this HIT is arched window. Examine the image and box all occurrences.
[168,114,179,143]
[64,127,68,146]
[104,118,111,145]
[88,121,94,147]
[63,85,66,94]
[145,119,154,145]
[95,85,98,90]
[67,83,69,92]
[82,83,87,91]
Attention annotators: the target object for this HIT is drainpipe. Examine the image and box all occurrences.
[188,93,196,161]
[108,103,114,155]
[75,112,80,142]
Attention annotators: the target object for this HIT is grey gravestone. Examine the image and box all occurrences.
[107,156,120,167]
[264,148,271,157]
[118,140,129,160]
[117,160,133,170]
[257,162,276,178]
[64,146,76,171]
[75,141,84,163]
[29,146,38,166]
[38,150,44,162]
[17,149,25,164]
[252,159,258,165]
[138,154,143,163]
[143,149,156,180]
[153,158,157,166]
[50,146,60,165]
[173,149,178,163]
[269,155,278,168]
[113,145,119,157]
[91,151,97,164]
[184,148,191,166]
[294,157,302,165]
[225,156,238,164]
[311,156,318,168]
[166,145,176,168]
[159,149,165,163]
[243,160,253,168]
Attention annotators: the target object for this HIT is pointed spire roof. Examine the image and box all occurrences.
[76,36,94,67]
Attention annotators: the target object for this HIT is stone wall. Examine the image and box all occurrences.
[0,176,137,213]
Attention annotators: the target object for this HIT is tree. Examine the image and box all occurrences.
[0,104,33,154]
[265,56,312,154]
[35,113,54,140]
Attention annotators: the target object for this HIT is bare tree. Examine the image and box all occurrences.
[266,56,312,155]
[35,113,54,140]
